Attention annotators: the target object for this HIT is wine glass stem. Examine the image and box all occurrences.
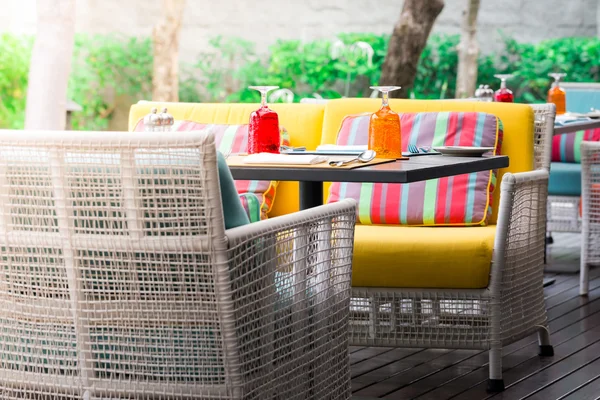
[261,91,267,107]
[382,90,389,107]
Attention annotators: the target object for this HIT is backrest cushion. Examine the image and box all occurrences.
[133,119,289,221]
[552,128,600,163]
[564,87,600,114]
[322,98,535,224]
[129,102,326,217]
[327,112,503,226]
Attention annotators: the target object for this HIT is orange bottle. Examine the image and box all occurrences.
[368,86,402,159]
[547,73,567,115]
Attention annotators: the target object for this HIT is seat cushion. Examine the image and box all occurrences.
[352,224,496,289]
[327,112,503,226]
[549,162,582,196]
[552,128,600,162]
[565,89,600,114]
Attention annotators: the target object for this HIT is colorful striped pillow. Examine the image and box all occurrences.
[552,129,600,163]
[327,112,503,226]
[133,119,290,220]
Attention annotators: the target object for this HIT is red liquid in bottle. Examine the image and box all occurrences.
[248,105,280,154]
[494,87,514,103]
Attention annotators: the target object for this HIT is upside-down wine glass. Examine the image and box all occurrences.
[547,73,567,115]
[494,74,514,103]
[369,86,404,159]
[248,86,281,154]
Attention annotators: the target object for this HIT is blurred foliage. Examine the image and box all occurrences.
[0,34,32,129]
[69,35,153,129]
[0,32,599,129]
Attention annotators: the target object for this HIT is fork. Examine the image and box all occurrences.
[407,144,420,154]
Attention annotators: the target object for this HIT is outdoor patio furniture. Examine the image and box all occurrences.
[580,141,600,295]
[0,129,357,399]
[547,83,600,238]
[128,99,556,392]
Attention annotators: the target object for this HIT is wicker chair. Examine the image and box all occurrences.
[0,129,357,400]
[348,103,556,393]
[547,83,600,235]
[580,141,600,295]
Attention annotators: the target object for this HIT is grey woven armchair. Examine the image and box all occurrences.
[580,141,600,295]
[0,130,357,400]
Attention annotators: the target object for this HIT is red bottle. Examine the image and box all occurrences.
[248,86,281,154]
[493,74,514,103]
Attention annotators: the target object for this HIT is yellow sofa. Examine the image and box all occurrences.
[130,99,533,290]
[130,98,555,392]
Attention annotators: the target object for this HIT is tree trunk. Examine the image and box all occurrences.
[455,0,481,99]
[380,0,445,99]
[152,0,186,102]
[24,0,76,130]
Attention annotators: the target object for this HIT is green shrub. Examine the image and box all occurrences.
[0,32,598,130]
[0,34,32,129]
[69,35,153,130]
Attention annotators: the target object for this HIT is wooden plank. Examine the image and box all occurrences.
[488,332,600,399]
[351,347,423,378]
[526,357,600,400]
[561,376,600,400]
[352,349,452,392]
[353,350,479,397]
[350,347,394,365]
[409,296,600,399]
[450,326,600,399]
[366,271,600,397]
[350,346,367,354]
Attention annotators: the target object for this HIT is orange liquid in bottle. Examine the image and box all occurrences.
[547,85,566,115]
[368,105,402,159]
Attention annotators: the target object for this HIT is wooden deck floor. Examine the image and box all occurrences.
[350,233,600,400]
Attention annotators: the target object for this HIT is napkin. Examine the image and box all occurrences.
[555,113,592,126]
[243,153,329,165]
[316,144,367,152]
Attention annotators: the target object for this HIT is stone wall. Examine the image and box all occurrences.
[2,0,598,63]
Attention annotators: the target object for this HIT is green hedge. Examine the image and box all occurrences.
[1,33,599,130]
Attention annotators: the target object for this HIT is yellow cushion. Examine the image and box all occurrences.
[129,102,325,217]
[321,98,535,224]
[352,224,496,289]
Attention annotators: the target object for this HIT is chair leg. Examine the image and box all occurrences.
[580,259,589,296]
[538,326,554,356]
[487,346,505,393]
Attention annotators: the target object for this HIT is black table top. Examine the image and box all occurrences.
[228,154,509,184]
[554,119,600,135]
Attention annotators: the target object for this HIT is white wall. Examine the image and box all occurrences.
[2,0,597,62]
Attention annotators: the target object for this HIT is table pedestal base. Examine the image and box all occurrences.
[299,181,323,210]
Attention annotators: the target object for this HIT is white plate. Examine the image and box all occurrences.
[586,111,600,119]
[433,146,495,157]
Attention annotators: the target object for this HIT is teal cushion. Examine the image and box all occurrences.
[549,162,582,196]
[566,89,600,114]
[217,152,250,229]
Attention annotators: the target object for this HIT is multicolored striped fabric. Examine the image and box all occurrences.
[134,119,290,220]
[238,193,263,223]
[327,112,503,226]
[552,128,600,163]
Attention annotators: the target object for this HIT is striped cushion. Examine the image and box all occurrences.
[327,112,503,226]
[239,193,263,223]
[134,120,290,220]
[552,129,600,163]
